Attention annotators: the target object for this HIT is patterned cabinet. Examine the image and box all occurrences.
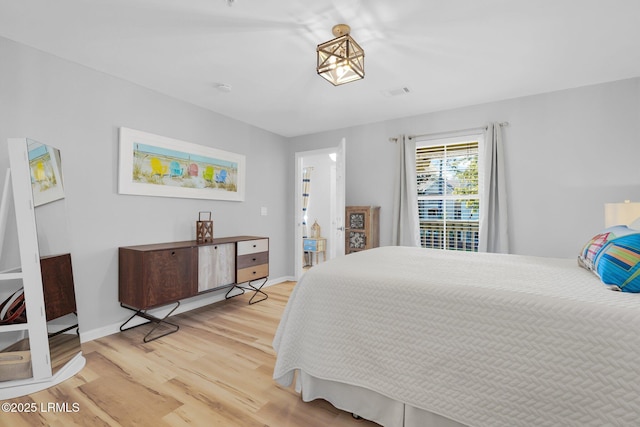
[345,206,380,254]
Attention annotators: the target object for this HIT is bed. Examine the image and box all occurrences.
[273,244,640,427]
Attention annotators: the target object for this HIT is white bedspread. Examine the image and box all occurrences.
[273,246,640,427]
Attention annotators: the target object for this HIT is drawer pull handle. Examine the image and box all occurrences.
[253,244,257,248]
[171,251,176,256]
[252,258,256,261]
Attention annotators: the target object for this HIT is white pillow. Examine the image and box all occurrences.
[630,216,640,230]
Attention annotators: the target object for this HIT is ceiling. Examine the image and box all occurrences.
[1,0,640,137]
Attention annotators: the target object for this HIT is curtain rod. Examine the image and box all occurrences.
[408,122,509,141]
[389,122,509,143]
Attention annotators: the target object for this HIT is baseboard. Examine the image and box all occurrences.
[79,276,295,343]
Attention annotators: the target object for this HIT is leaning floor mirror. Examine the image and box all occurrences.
[0,138,85,399]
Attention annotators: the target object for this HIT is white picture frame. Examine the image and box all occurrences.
[118,127,245,202]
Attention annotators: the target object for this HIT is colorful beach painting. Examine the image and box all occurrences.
[118,128,245,201]
[27,140,65,206]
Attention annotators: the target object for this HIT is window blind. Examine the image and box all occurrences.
[416,141,480,251]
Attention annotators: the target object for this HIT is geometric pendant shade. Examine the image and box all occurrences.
[317,24,365,86]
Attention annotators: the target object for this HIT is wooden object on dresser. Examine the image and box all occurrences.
[119,235,269,342]
[345,206,380,254]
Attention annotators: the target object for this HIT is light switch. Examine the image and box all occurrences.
[260,207,268,216]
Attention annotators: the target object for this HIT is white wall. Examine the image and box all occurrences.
[0,37,292,339]
[288,78,640,258]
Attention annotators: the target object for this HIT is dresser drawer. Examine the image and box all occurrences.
[237,251,269,270]
[303,239,318,251]
[237,238,269,255]
[303,239,325,251]
[237,263,269,284]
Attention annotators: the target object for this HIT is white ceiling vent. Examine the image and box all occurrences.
[213,83,232,93]
[382,87,411,97]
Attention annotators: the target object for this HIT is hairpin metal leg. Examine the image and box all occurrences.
[120,301,180,343]
[225,277,268,304]
[246,277,268,305]
[225,284,245,300]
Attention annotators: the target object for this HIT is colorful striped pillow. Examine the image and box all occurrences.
[593,233,640,292]
[578,225,636,271]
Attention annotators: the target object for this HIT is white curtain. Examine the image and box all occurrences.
[478,123,509,253]
[392,135,421,247]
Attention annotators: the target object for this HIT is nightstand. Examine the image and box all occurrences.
[303,237,327,266]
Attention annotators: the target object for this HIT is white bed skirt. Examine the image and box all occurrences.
[297,370,468,427]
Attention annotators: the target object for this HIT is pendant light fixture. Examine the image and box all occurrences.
[316,24,365,86]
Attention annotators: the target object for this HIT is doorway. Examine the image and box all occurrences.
[294,139,345,280]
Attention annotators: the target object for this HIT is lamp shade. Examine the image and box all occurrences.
[604,201,640,228]
[317,25,364,86]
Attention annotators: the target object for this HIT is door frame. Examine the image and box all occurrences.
[294,140,345,280]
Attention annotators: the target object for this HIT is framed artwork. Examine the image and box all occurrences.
[27,140,65,207]
[118,127,245,201]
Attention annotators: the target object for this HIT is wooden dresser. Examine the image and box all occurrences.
[119,236,269,341]
[345,206,380,254]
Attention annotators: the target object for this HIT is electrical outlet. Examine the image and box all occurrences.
[260,207,268,216]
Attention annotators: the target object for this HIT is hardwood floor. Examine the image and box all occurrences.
[1,282,378,426]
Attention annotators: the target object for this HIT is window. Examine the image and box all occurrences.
[416,136,481,251]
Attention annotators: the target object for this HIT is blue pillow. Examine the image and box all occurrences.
[578,225,637,271]
[593,233,640,292]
